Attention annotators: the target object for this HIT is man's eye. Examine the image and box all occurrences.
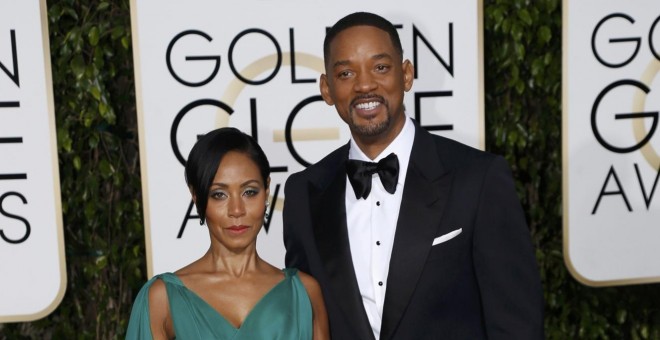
[375,65,389,72]
[338,70,352,78]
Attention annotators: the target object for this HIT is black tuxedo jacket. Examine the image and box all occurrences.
[283,121,544,339]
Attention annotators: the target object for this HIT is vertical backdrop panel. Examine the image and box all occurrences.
[0,0,66,322]
[563,0,660,286]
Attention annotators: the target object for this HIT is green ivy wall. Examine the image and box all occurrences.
[1,0,658,339]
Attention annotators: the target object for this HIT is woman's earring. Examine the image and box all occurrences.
[264,201,270,223]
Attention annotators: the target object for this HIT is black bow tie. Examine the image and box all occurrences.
[346,153,399,199]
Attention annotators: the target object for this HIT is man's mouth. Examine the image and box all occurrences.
[354,101,381,110]
[351,94,385,112]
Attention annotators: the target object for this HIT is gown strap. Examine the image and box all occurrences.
[153,272,184,286]
[282,267,299,278]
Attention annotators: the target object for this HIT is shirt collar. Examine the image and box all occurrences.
[348,117,415,185]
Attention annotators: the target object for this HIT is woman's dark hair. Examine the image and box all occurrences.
[185,127,270,224]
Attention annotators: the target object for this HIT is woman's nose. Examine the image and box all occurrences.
[228,197,246,217]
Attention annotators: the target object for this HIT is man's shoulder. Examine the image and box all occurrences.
[286,143,348,188]
[423,130,498,167]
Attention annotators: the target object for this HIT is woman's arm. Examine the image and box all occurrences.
[298,271,330,340]
[147,279,175,339]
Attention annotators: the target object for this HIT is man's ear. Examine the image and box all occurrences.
[402,60,414,92]
[319,74,335,105]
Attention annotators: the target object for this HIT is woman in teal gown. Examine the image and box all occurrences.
[126,128,329,339]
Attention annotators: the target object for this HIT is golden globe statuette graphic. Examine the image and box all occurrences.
[633,58,660,172]
[216,51,333,212]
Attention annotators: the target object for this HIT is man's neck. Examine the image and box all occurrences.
[353,138,392,160]
[352,117,406,160]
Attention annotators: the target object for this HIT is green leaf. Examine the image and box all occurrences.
[73,156,82,171]
[99,159,114,178]
[49,4,63,21]
[518,9,533,26]
[84,113,94,128]
[531,58,544,77]
[90,85,101,101]
[57,127,73,153]
[99,101,109,116]
[538,26,552,44]
[88,26,100,46]
[492,7,505,28]
[62,6,78,21]
[111,26,124,40]
[70,54,85,79]
[88,132,100,148]
[511,22,523,42]
[515,79,525,94]
[84,201,96,221]
[544,52,553,65]
[95,255,108,269]
[514,42,526,60]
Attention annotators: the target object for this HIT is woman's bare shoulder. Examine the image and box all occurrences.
[148,278,167,301]
[296,270,322,296]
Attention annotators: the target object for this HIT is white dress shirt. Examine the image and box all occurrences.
[345,117,415,340]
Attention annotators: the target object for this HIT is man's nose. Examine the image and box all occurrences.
[353,72,377,92]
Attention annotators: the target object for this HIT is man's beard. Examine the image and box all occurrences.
[347,95,391,137]
[348,111,391,136]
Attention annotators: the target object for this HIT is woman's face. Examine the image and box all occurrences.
[204,151,269,252]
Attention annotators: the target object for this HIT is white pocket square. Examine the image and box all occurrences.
[432,228,462,246]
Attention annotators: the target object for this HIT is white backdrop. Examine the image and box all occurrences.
[0,0,66,322]
[130,0,484,277]
[563,0,660,286]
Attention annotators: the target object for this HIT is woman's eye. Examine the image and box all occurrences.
[244,189,259,197]
[211,191,227,200]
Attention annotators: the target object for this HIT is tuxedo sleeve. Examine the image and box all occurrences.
[472,156,544,339]
[283,173,311,274]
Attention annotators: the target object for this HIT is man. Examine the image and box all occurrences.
[283,12,544,339]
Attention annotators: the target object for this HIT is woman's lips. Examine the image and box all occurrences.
[226,225,250,234]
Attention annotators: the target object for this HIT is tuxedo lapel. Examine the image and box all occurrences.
[380,126,454,340]
[309,146,375,340]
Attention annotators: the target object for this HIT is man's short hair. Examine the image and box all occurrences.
[323,12,403,67]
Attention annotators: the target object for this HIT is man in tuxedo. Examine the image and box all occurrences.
[283,12,544,339]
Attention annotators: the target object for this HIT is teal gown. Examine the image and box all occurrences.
[125,268,312,339]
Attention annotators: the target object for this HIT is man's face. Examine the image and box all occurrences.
[320,25,413,143]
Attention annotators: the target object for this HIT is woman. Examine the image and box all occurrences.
[126,127,329,339]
